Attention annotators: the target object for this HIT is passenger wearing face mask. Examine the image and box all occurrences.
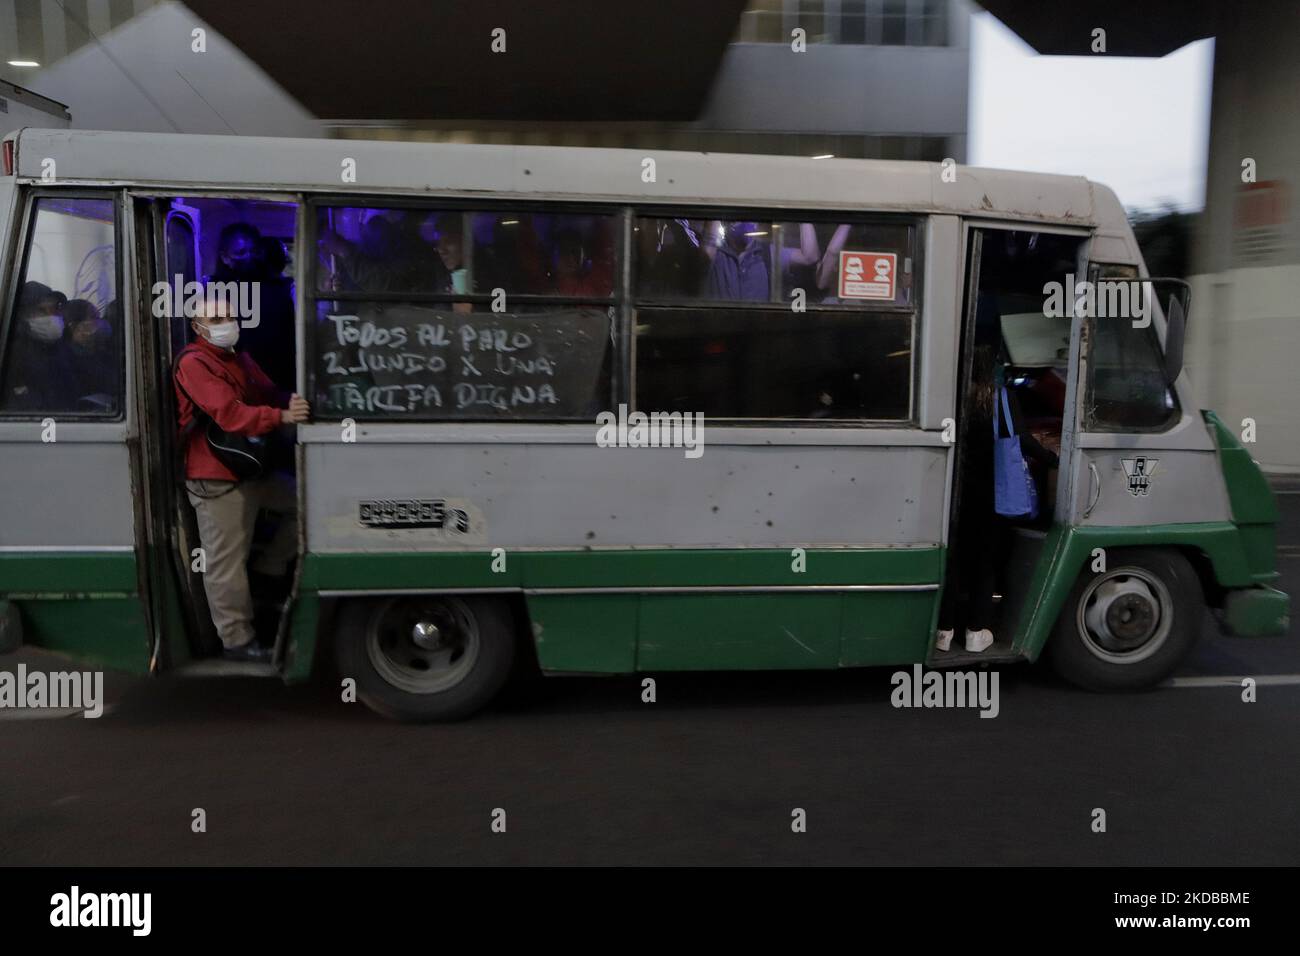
[3,281,75,413]
[174,296,310,662]
[209,222,263,283]
[64,299,117,411]
[205,223,298,398]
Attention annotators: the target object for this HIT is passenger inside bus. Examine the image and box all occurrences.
[3,280,122,415]
[984,233,1074,487]
[249,233,298,394]
[204,223,298,394]
[319,214,418,293]
[547,225,612,297]
[937,340,1059,653]
[162,197,304,659]
[64,298,116,409]
[4,281,72,412]
[318,206,619,306]
[634,217,913,307]
[704,219,770,300]
[433,213,469,303]
[937,229,1073,655]
[175,295,309,662]
[632,217,771,300]
[636,217,706,296]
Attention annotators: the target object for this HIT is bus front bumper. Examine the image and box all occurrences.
[1222,586,1290,637]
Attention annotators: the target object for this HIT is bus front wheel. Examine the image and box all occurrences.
[335,595,516,721]
[1047,548,1202,691]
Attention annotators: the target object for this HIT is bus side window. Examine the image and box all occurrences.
[0,197,122,418]
[633,213,918,421]
[310,203,616,422]
[635,217,778,303]
[1086,315,1180,431]
[1085,272,1180,432]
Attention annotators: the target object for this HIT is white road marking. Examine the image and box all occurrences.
[0,703,114,721]
[1165,674,1300,688]
[0,707,85,721]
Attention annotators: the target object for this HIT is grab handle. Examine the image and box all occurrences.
[1083,461,1101,518]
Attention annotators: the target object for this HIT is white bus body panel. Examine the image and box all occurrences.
[302,428,949,553]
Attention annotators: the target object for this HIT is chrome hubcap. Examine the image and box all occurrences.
[411,621,442,650]
[1077,568,1171,664]
[366,598,479,694]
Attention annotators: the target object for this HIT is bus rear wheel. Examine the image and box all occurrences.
[335,595,516,721]
[1047,548,1201,691]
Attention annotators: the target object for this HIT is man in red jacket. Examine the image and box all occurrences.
[176,300,310,661]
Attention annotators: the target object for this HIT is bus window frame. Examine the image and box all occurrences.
[0,187,127,423]
[304,194,629,424]
[300,197,926,427]
[628,206,922,314]
[629,206,924,427]
[1083,262,1183,435]
[306,194,624,307]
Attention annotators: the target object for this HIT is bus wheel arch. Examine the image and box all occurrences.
[1047,547,1203,691]
[334,594,517,721]
[1175,545,1225,610]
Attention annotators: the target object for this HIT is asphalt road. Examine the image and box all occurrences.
[2,493,1298,866]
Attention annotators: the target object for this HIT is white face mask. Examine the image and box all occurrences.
[25,313,65,343]
[203,321,240,349]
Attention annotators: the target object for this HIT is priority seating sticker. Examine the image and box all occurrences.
[839,251,896,300]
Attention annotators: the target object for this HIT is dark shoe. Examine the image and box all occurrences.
[223,641,272,663]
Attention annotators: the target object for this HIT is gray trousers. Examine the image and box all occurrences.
[186,472,298,649]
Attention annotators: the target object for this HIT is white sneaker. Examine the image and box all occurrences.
[935,628,954,652]
[965,628,994,653]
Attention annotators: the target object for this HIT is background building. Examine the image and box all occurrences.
[982,0,1300,473]
[1,0,971,161]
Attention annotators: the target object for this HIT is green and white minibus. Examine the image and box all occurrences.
[0,128,1288,720]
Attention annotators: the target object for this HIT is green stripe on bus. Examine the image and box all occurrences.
[0,551,138,594]
[527,587,936,673]
[13,598,151,674]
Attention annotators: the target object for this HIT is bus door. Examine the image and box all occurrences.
[134,193,303,670]
[938,223,1089,662]
[0,189,156,674]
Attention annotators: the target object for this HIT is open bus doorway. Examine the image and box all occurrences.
[937,227,1084,664]
[143,195,302,671]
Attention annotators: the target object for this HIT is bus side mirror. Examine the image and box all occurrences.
[1162,294,1186,386]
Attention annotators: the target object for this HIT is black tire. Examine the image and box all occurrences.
[335,595,516,721]
[1047,548,1202,691]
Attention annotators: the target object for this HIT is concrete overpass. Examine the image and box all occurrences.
[986,0,1300,472]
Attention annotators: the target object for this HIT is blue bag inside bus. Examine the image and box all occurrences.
[993,385,1038,519]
